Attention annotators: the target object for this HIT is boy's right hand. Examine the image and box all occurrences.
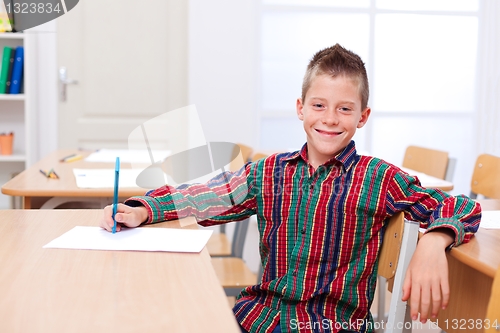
[100,203,149,232]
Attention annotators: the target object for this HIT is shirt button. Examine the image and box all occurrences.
[292,271,297,276]
[301,228,306,234]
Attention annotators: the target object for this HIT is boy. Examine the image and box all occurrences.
[101,44,481,333]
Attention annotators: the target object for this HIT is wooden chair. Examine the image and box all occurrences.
[251,152,269,162]
[469,154,500,199]
[208,145,259,256]
[218,143,254,240]
[402,146,449,180]
[377,212,420,333]
[228,142,254,172]
[211,217,257,296]
[211,152,271,296]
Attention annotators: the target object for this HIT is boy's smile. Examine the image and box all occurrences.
[296,74,371,169]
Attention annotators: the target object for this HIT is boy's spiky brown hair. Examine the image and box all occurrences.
[301,44,369,109]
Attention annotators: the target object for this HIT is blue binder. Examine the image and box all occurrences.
[10,46,23,94]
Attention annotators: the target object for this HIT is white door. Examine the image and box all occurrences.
[57,0,189,150]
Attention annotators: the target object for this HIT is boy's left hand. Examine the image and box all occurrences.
[401,229,455,323]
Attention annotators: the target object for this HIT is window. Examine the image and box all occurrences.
[260,0,479,194]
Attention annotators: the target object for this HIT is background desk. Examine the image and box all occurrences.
[1,149,147,209]
[1,150,455,209]
[0,210,239,333]
[402,167,454,191]
[435,199,500,332]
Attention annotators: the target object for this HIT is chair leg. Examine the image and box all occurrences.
[385,220,419,333]
[377,276,388,323]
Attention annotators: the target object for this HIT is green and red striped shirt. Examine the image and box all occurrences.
[126,140,481,333]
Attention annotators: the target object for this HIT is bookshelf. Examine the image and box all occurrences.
[0,32,35,185]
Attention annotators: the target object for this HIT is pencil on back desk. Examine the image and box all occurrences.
[60,154,83,163]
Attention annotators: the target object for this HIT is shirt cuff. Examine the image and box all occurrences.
[124,196,165,224]
[424,217,465,248]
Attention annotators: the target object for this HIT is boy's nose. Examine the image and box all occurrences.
[322,110,339,126]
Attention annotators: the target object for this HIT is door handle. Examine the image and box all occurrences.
[59,67,78,102]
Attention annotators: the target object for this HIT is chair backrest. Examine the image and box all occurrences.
[470,154,500,199]
[378,212,406,280]
[225,152,270,259]
[402,146,449,180]
[239,143,254,162]
[229,143,254,172]
[252,152,269,162]
[222,143,253,234]
[378,212,420,333]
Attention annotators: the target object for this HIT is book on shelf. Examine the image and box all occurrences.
[5,45,14,93]
[0,46,12,93]
[9,46,23,94]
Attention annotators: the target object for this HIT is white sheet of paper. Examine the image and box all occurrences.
[43,226,213,253]
[479,211,500,229]
[85,149,170,164]
[73,168,151,188]
[400,167,452,189]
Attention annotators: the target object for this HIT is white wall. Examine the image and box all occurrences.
[188,0,258,147]
[188,0,261,272]
[35,20,58,160]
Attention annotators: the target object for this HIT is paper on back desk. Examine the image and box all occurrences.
[84,149,170,164]
[73,168,146,188]
[479,211,500,229]
[400,167,451,189]
[43,226,213,253]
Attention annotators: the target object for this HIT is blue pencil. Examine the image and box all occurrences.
[112,157,120,233]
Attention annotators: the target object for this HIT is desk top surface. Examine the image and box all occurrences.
[449,199,500,278]
[1,149,148,197]
[0,210,239,333]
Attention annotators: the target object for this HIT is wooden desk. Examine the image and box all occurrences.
[434,199,500,332]
[0,210,239,333]
[2,151,456,209]
[1,149,147,209]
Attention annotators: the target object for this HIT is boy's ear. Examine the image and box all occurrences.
[357,107,371,129]
[296,98,304,120]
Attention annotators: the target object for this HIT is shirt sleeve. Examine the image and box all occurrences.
[386,169,482,247]
[124,162,258,226]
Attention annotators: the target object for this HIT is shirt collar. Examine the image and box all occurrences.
[283,140,358,172]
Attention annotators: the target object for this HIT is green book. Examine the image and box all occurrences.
[0,46,13,94]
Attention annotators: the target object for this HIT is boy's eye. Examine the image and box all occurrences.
[313,103,324,108]
[339,107,352,112]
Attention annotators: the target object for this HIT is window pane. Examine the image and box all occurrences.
[262,12,369,111]
[376,0,478,12]
[263,0,369,8]
[370,116,474,195]
[373,14,477,112]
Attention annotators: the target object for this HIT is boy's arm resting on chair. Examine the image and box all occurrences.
[387,169,482,324]
[100,163,257,231]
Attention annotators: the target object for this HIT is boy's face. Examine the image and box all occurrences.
[296,74,370,167]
